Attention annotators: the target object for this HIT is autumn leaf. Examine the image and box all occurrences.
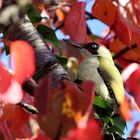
[34,73,94,139]
[109,38,140,64]
[3,103,32,138]
[113,9,132,46]
[119,96,132,120]
[122,63,140,108]
[62,119,103,140]
[10,40,35,84]
[63,2,91,43]
[130,121,140,138]
[0,64,23,104]
[92,0,117,26]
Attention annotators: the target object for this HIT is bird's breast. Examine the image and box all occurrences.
[77,57,110,100]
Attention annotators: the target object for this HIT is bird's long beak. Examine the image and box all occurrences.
[63,39,99,54]
[63,39,83,49]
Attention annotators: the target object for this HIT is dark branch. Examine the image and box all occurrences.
[113,44,137,60]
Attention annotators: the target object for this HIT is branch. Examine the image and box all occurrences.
[4,14,69,83]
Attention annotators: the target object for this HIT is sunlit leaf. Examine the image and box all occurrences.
[92,0,117,26]
[94,96,110,109]
[123,64,140,109]
[10,40,35,84]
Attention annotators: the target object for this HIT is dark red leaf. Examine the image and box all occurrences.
[3,104,32,138]
[0,64,12,93]
[35,74,94,139]
[63,2,91,43]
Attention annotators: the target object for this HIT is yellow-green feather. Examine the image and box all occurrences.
[99,57,124,105]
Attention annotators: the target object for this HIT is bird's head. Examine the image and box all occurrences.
[64,39,112,60]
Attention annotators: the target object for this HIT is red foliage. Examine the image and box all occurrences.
[0,64,22,104]
[10,40,35,84]
[92,0,117,26]
[62,120,103,140]
[63,2,91,43]
[113,10,132,46]
[124,64,140,108]
[35,74,94,139]
[130,121,140,138]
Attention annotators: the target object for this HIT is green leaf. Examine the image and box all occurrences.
[26,4,42,23]
[3,45,10,55]
[56,55,68,69]
[94,96,110,109]
[101,117,114,125]
[107,125,124,135]
[37,24,61,47]
[113,116,126,134]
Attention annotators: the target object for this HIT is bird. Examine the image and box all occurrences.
[64,39,124,112]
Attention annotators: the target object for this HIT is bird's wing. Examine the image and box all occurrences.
[98,58,124,105]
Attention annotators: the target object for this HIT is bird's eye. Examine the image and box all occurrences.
[91,43,99,49]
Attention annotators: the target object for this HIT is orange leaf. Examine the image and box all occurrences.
[119,96,132,120]
[10,40,35,84]
[63,2,91,43]
[92,0,117,26]
[130,121,140,138]
[109,38,140,64]
[56,8,65,22]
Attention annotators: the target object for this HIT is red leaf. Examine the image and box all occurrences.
[0,118,14,140]
[62,119,103,140]
[63,2,91,43]
[31,130,51,140]
[113,9,132,46]
[3,104,32,138]
[10,40,35,84]
[123,64,140,108]
[92,0,117,26]
[0,64,23,104]
[130,121,140,138]
[0,64,12,93]
[109,38,140,64]
[35,74,94,139]
[131,0,140,24]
